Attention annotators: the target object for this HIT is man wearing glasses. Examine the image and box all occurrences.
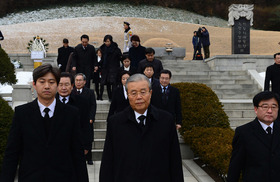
[227,91,280,182]
[100,74,184,182]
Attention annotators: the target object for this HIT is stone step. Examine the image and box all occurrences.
[213,88,259,95]
[94,128,106,139]
[92,149,103,161]
[96,111,109,120]
[96,100,111,111]
[229,118,254,129]
[225,110,255,118]
[93,139,105,149]
[94,120,107,129]
[222,103,253,110]
[210,75,251,80]
[217,93,256,99]
[212,84,258,90]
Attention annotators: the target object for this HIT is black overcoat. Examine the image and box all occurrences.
[227,118,280,182]
[0,99,88,182]
[100,105,184,182]
[151,85,182,125]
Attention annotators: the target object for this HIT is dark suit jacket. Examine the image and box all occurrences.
[56,93,92,150]
[72,87,96,122]
[57,46,74,72]
[137,58,163,79]
[107,85,129,118]
[128,44,146,69]
[151,85,182,125]
[100,105,184,182]
[227,118,280,182]
[264,63,280,95]
[0,99,88,182]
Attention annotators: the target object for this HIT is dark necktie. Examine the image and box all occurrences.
[62,97,66,104]
[163,87,167,104]
[138,115,146,128]
[267,127,272,135]
[44,108,51,137]
[77,90,81,95]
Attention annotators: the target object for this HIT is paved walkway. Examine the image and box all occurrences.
[14,160,214,182]
[88,160,215,182]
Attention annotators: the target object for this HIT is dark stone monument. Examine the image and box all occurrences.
[228,4,254,54]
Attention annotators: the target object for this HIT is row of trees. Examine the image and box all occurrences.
[0,0,280,30]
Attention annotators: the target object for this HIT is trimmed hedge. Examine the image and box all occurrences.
[172,82,233,178]
[172,82,229,132]
[0,47,17,85]
[184,127,234,178]
[0,97,14,173]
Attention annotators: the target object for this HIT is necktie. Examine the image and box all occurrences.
[266,127,272,135]
[44,108,51,137]
[62,97,66,104]
[77,90,80,94]
[163,87,167,104]
[138,115,146,128]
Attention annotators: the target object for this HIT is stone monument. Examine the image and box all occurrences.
[228,4,254,54]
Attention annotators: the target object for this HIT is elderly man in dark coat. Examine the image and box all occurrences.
[72,34,98,88]
[100,74,184,182]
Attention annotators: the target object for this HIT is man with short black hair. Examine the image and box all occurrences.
[151,69,182,129]
[137,47,163,79]
[72,34,98,88]
[227,91,280,182]
[100,74,184,182]
[0,64,89,182]
[57,38,74,72]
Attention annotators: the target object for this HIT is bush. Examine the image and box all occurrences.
[0,97,14,173]
[172,82,229,133]
[184,127,234,178]
[172,82,233,178]
[0,47,17,85]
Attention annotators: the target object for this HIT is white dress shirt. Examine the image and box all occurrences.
[38,98,56,118]
[123,85,128,100]
[134,110,148,125]
[59,95,70,104]
[259,120,274,134]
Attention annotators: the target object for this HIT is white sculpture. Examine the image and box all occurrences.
[228,4,254,26]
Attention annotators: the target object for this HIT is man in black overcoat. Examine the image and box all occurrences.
[100,74,184,182]
[137,47,163,79]
[72,34,98,88]
[56,72,92,155]
[151,69,182,130]
[0,64,88,182]
[264,52,280,96]
[227,91,280,182]
[57,38,74,72]
[72,73,96,165]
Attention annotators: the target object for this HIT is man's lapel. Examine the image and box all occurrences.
[252,118,271,149]
[30,99,47,142]
[272,121,280,151]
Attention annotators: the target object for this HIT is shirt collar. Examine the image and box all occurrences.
[38,98,56,118]
[124,66,130,71]
[258,120,274,134]
[77,88,83,93]
[134,110,148,124]
[123,85,128,99]
[59,95,70,104]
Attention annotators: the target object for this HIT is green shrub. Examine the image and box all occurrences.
[0,47,17,85]
[0,97,14,173]
[172,82,230,133]
[184,127,234,177]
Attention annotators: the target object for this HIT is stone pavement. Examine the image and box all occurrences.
[87,160,215,182]
[14,159,214,181]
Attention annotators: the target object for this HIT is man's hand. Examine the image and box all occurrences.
[94,66,98,71]
[84,150,88,155]
[72,67,76,71]
[90,120,93,124]
[176,124,181,130]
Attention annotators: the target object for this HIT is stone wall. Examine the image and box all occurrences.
[206,55,274,72]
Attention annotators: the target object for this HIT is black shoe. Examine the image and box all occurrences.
[87,160,93,165]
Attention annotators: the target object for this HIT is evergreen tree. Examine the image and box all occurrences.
[0,47,17,85]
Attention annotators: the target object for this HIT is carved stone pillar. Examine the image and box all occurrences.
[228,4,254,54]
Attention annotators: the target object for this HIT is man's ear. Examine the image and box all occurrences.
[32,81,36,90]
